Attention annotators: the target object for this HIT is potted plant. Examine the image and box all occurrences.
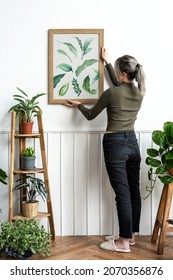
[21,146,36,170]
[13,175,48,218]
[8,87,46,134]
[0,219,51,259]
[0,168,7,185]
[0,168,7,212]
[145,121,173,198]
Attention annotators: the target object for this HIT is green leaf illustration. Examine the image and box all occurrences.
[74,37,83,51]
[53,74,65,88]
[92,69,99,84]
[75,59,98,77]
[72,78,82,96]
[59,83,69,96]
[58,41,77,58]
[82,75,97,95]
[57,50,72,62]
[83,38,93,57]
[57,63,73,72]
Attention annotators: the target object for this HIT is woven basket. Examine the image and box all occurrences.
[22,201,39,218]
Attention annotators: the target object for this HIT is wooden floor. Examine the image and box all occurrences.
[30,235,173,260]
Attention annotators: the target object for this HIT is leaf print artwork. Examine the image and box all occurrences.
[48,29,104,104]
[57,63,73,72]
[75,59,98,77]
[59,83,69,96]
[83,75,97,95]
[57,50,72,62]
[53,74,65,88]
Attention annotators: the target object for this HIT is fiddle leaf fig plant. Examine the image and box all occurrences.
[145,121,173,199]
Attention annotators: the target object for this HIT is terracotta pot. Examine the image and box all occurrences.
[168,168,173,176]
[20,122,33,134]
[22,201,39,218]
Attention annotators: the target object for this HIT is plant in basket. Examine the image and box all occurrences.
[13,175,48,218]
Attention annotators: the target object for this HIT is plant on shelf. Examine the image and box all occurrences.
[0,219,51,259]
[0,168,8,212]
[13,175,48,218]
[8,87,46,133]
[21,147,36,170]
[145,121,173,199]
[0,168,7,185]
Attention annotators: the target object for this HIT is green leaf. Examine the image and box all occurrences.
[57,50,72,62]
[71,78,82,96]
[164,122,173,144]
[74,37,83,50]
[165,159,173,168]
[82,75,97,95]
[152,130,168,149]
[57,63,73,72]
[160,175,173,184]
[75,59,98,76]
[145,157,161,167]
[92,69,99,84]
[53,74,65,88]
[63,42,77,57]
[82,75,90,93]
[59,83,69,96]
[155,165,167,174]
[147,148,159,157]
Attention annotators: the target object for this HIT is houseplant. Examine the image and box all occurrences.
[13,175,48,218]
[8,87,46,134]
[0,219,51,259]
[145,121,173,198]
[0,168,7,212]
[0,168,7,185]
[21,146,36,170]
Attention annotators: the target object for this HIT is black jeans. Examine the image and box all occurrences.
[103,131,141,239]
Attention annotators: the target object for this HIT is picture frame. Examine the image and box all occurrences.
[48,29,104,104]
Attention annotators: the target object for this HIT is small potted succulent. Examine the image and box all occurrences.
[0,219,51,259]
[8,87,46,134]
[13,175,48,218]
[21,146,36,170]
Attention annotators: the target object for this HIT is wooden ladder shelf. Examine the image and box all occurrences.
[151,182,173,254]
[9,112,55,240]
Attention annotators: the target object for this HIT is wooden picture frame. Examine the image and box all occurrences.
[48,29,104,104]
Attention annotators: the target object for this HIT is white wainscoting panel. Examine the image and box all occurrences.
[1,130,172,236]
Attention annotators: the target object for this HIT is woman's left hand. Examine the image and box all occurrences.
[66,100,81,107]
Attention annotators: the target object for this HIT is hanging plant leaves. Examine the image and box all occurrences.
[53,74,65,88]
[57,63,73,72]
[75,59,98,77]
[82,75,97,95]
[57,50,72,62]
[59,83,69,96]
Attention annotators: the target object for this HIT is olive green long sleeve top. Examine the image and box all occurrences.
[77,63,143,132]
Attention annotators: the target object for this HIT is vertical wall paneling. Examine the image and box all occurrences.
[1,130,171,236]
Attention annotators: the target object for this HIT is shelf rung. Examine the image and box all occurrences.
[12,212,51,220]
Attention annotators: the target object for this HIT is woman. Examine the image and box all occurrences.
[66,47,145,253]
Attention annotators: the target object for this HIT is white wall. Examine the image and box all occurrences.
[1,0,173,235]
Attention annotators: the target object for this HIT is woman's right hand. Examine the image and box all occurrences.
[101,47,110,65]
